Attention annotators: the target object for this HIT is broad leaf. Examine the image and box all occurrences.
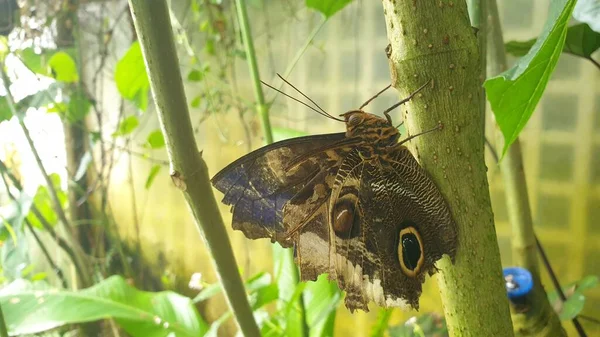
[484,0,577,156]
[115,41,150,111]
[573,0,600,33]
[306,0,353,18]
[113,115,140,137]
[273,127,308,141]
[26,174,67,230]
[1,275,208,336]
[48,52,79,83]
[505,23,600,59]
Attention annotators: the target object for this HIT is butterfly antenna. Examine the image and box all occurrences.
[359,84,392,110]
[398,122,442,145]
[275,73,345,122]
[260,80,344,122]
[382,79,432,124]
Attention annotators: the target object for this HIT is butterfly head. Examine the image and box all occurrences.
[340,110,400,146]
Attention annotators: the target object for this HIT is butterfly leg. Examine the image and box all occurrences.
[382,79,432,125]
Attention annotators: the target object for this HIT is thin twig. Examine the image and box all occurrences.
[127,1,260,335]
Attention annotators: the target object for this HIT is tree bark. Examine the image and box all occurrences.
[381,1,513,335]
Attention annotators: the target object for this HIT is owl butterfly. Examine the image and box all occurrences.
[211,75,458,312]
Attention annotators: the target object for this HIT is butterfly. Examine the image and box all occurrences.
[211,76,458,312]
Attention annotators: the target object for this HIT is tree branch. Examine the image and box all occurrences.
[127,1,260,335]
[381,1,513,335]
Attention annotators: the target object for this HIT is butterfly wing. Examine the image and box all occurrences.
[328,146,458,312]
[211,132,347,247]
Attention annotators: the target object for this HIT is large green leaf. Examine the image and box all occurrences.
[115,41,150,111]
[306,0,353,18]
[1,275,208,336]
[484,0,576,156]
[48,52,79,83]
[25,174,67,230]
[574,0,600,32]
[505,23,600,59]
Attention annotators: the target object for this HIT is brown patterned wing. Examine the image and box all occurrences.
[327,146,458,312]
[211,132,347,247]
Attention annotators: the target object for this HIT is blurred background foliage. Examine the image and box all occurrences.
[0,0,598,336]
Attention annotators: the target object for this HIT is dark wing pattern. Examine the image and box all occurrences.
[211,133,346,247]
[327,146,458,312]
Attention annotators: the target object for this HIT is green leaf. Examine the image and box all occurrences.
[145,165,161,189]
[187,69,204,82]
[304,274,341,337]
[504,39,537,57]
[505,23,600,59]
[388,313,448,337]
[1,275,208,336]
[574,0,600,33]
[306,0,353,18]
[484,0,577,157]
[17,48,51,76]
[48,52,79,83]
[0,96,11,123]
[190,95,202,108]
[370,308,393,337]
[115,41,150,111]
[146,130,165,149]
[563,23,600,58]
[113,116,139,137]
[66,88,91,122]
[547,275,599,320]
[26,174,67,230]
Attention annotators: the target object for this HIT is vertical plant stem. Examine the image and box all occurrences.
[236,0,273,144]
[0,303,8,337]
[127,1,260,336]
[488,0,566,335]
[235,1,308,335]
[381,1,513,335]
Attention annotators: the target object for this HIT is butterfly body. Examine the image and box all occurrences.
[212,98,458,312]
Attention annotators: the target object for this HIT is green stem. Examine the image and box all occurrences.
[381,0,513,335]
[0,302,8,337]
[235,1,308,335]
[127,1,260,336]
[488,1,566,335]
[236,0,273,144]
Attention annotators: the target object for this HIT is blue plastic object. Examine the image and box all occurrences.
[503,267,533,300]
